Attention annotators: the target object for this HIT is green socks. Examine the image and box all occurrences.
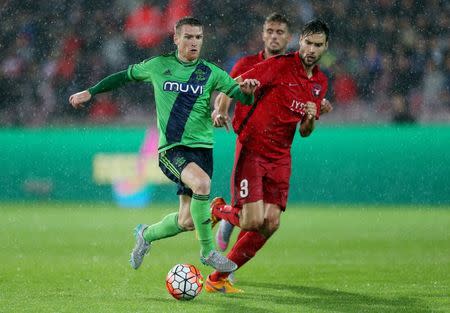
[141,195,214,258]
[190,194,215,257]
[143,212,184,243]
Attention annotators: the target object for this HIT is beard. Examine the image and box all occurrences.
[267,49,281,55]
[302,54,321,67]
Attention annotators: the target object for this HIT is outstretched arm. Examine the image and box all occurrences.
[69,70,131,108]
[212,76,260,130]
[227,76,260,105]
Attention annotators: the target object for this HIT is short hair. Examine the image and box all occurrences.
[301,19,330,42]
[265,13,291,31]
[175,17,203,33]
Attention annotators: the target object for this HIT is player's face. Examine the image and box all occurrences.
[174,25,203,62]
[298,32,328,67]
[262,22,291,55]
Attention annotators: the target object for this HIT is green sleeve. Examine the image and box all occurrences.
[127,59,154,82]
[88,70,131,96]
[213,67,254,105]
[229,87,254,105]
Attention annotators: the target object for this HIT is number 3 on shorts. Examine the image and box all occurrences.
[240,179,249,198]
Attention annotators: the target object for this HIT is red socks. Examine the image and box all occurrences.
[209,231,267,281]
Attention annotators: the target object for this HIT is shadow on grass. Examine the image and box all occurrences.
[233,282,433,313]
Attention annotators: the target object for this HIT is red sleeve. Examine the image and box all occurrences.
[240,57,279,86]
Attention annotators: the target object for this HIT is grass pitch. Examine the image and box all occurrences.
[0,202,449,313]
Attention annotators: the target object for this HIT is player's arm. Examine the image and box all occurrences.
[212,92,233,130]
[299,102,317,137]
[212,75,258,129]
[69,70,131,108]
[228,76,259,104]
[212,60,244,129]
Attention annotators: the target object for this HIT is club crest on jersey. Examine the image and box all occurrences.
[194,69,206,81]
[163,81,204,95]
[312,84,322,97]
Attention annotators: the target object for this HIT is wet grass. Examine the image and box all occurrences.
[1,202,449,312]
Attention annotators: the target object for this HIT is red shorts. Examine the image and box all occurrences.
[230,140,291,210]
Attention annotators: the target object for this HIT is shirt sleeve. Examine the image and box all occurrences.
[240,57,277,86]
[127,59,154,82]
[212,67,240,97]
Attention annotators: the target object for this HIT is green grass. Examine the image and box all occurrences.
[0,202,449,313]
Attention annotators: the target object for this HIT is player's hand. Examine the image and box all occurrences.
[305,101,317,120]
[211,109,230,131]
[320,98,333,114]
[239,79,260,95]
[69,90,91,109]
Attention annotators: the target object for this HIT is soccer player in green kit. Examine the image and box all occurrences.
[69,17,260,272]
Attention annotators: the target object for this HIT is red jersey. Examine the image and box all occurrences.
[237,52,328,160]
[229,51,265,78]
[230,51,266,134]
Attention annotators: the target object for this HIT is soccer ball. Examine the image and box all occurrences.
[165,264,203,300]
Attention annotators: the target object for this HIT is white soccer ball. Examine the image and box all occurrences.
[165,264,203,300]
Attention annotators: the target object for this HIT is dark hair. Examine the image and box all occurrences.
[301,19,329,42]
[175,17,203,33]
[265,13,291,31]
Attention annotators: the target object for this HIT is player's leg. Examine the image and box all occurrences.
[214,139,242,250]
[142,195,192,243]
[207,153,288,291]
[130,196,191,269]
[261,203,282,237]
[174,147,237,272]
[130,148,190,269]
[180,161,213,256]
[206,203,282,291]
[211,146,265,230]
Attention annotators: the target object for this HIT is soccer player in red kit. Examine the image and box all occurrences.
[206,19,332,293]
[213,13,292,253]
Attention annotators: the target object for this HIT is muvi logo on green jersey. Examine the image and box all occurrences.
[163,81,204,95]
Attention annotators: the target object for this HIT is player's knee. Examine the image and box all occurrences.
[265,218,280,236]
[190,178,211,195]
[241,217,264,232]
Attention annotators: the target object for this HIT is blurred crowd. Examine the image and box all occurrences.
[0,0,449,126]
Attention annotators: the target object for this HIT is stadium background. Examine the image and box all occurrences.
[1,0,449,204]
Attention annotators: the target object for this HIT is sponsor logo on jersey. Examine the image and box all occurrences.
[163,81,204,95]
[312,84,322,97]
[290,99,306,113]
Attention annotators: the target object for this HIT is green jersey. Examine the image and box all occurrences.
[127,51,243,153]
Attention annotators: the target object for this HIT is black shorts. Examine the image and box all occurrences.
[159,146,213,196]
